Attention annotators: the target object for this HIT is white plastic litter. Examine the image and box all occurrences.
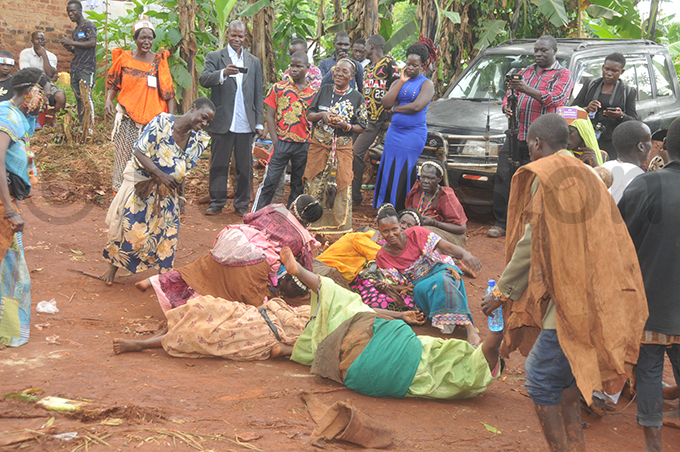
[52,432,78,441]
[36,299,59,314]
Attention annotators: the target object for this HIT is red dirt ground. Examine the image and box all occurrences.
[1,185,678,452]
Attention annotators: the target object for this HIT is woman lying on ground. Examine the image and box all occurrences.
[134,195,324,311]
[403,161,467,249]
[376,204,483,346]
[284,247,503,400]
[101,98,215,285]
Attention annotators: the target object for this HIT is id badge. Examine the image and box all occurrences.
[77,31,86,39]
[148,76,157,88]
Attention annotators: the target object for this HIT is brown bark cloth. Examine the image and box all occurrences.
[500,154,648,405]
[300,391,393,449]
[0,201,18,259]
[177,255,271,307]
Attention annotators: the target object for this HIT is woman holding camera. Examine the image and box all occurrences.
[572,52,637,159]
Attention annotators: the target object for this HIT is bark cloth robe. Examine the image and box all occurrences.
[501,154,648,405]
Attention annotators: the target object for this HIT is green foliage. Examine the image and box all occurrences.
[474,20,507,51]
[530,0,568,27]
[584,0,643,39]
[215,0,238,48]
[270,0,316,73]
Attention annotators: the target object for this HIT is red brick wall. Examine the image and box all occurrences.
[0,1,76,73]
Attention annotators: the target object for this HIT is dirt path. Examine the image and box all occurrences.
[1,187,678,451]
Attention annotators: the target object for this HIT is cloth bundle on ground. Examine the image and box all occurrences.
[502,154,648,405]
[301,391,394,449]
[292,277,496,400]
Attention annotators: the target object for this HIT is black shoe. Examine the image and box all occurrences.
[234,207,249,216]
[205,206,222,216]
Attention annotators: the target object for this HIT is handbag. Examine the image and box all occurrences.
[7,171,30,200]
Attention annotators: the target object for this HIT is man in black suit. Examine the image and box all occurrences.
[200,20,265,216]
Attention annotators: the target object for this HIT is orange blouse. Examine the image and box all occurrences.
[106,48,175,125]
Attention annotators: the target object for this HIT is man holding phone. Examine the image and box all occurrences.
[572,53,637,159]
[200,20,265,216]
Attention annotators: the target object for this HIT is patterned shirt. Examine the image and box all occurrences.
[67,20,97,73]
[363,56,399,121]
[503,62,573,141]
[264,80,316,142]
[282,63,322,90]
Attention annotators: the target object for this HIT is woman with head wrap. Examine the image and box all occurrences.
[106,18,176,193]
[304,58,367,234]
[0,67,50,347]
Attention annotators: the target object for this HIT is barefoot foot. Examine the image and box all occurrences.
[466,324,482,348]
[100,265,119,286]
[135,278,152,292]
[280,247,298,276]
[113,338,145,355]
[663,410,680,429]
[270,342,293,358]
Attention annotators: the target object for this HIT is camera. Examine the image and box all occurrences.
[505,71,523,84]
[594,122,606,139]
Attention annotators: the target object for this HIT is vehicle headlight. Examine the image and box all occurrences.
[460,140,500,156]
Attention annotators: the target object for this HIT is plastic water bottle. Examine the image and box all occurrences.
[486,279,504,332]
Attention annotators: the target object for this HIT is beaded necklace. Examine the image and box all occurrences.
[331,85,352,107]
[417,185,440,215]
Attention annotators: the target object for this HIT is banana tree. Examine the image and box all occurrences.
[215,0,238,48]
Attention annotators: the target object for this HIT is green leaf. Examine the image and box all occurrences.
[669,42,680,59]
[43,417,56,428]
[70,249,84,255]
[586,21,620,39]
[326,20,359,34]
[168,28,183,47]
[239,0,271,17]
[4,392,40,402]
[440,10,461,24]
[385,20,418,53]
[530,0,568,27]
[585,4,622,20]
[474,20,507,51]
[482,422,501,434]
[171,65,193,91]
[215,0,238,28]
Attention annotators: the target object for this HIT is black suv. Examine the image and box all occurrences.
[369,39,680,210]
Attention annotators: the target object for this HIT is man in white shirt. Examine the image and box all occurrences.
[602,121,652,204]
[199,20,265,216]
[19,31,66,127]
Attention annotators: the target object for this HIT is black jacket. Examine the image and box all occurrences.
[572,78,637,142]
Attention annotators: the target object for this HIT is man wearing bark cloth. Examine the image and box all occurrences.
[482,113,648,452]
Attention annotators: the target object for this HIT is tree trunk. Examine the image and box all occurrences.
[333,0,343,23]
[417,0,438,43]
[178,0,199,113]
[365,0,379,37]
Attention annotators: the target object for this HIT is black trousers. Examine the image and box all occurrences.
[352,118,386,204]
[254,140,309,211]
[492,138,530,230]
[209,131,254,211]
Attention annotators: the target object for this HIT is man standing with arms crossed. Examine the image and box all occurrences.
[351,34,398,206]
[20,31,67,127]
[488,35,573,238]
[200,20,265,216]
[61,0,97,126]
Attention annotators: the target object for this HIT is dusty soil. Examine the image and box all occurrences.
[1,182,679,452]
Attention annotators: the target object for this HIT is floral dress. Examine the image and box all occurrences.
[103,113,210,273]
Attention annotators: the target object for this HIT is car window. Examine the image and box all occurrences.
[651,54,674,98]
[446,54,567,102]
[620,58,653,101]
[570,58,604,101]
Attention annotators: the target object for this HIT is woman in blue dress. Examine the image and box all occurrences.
[102,98,215,285]
[0,68,50,347]
[373,43,435,211]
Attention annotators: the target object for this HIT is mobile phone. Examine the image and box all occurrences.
[605,107,618,112]
[237,66,248,74]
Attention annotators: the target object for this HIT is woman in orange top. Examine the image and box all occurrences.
[105,19,175,192]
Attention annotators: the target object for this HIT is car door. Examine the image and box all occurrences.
[618,55,658,128]
[649,52,680,130]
